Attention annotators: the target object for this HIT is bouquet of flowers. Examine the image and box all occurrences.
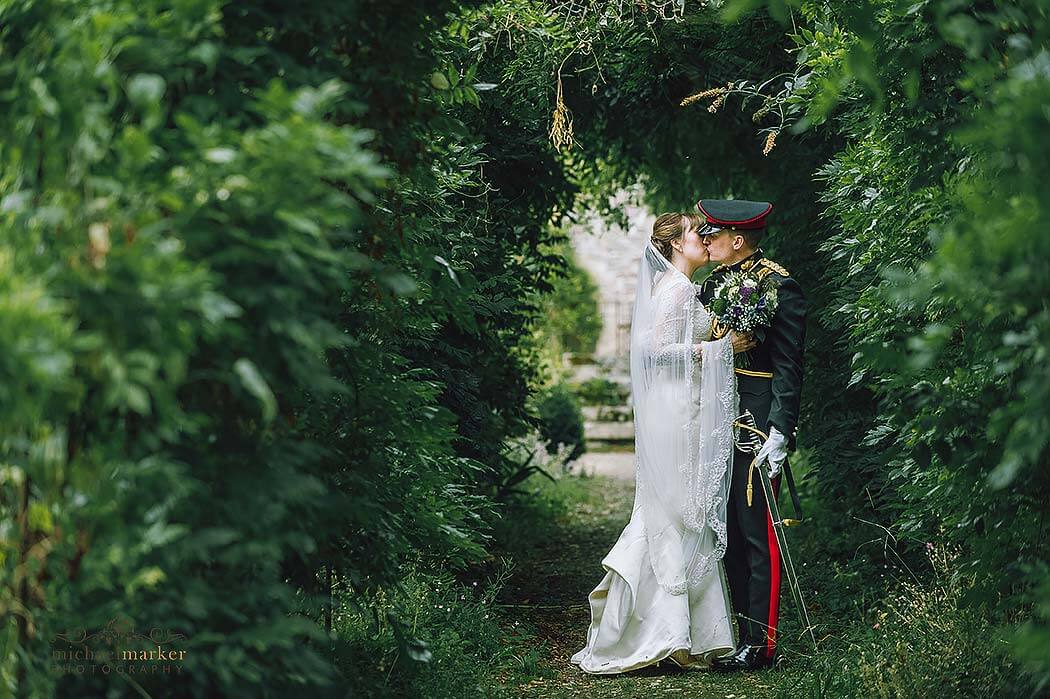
[710,271,779,367]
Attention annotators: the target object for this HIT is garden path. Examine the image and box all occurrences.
[498,474,779,698]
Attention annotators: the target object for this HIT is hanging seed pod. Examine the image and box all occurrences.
[752,97,772,123]
[762,130,778,156]
[549,74,575,151]
[679,86,725,107]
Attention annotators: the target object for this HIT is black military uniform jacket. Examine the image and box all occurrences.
[699,250,806,448]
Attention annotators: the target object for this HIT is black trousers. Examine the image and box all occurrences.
[725,381,783,657]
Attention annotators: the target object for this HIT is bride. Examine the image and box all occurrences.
[570,212,752,673]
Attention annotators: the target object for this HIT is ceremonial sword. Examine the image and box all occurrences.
[733,411,817,647]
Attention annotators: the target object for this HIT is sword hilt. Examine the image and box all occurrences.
[733,413,767,453]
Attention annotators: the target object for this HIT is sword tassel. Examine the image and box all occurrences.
[739,422,766,509]
[747,458,755,507]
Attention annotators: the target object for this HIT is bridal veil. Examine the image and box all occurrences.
[630,242,736,595]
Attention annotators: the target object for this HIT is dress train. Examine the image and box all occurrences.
[569,502,736,674]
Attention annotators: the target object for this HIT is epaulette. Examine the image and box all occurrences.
[759,258,790,277]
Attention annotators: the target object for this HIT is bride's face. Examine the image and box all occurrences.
[674,222,710,267]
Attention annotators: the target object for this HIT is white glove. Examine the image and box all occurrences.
[755,425,788,479]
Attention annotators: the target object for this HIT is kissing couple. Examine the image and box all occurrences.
[571,199,806,673]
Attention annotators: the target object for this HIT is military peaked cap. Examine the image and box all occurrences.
[696,199,773,230]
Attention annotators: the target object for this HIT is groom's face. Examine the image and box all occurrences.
[701,228,742,263]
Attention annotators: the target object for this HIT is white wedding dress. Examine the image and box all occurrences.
[571,244,737,674]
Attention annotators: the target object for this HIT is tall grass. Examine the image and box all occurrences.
[775,546,1037,698]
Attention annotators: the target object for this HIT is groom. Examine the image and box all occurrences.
[696,199,806,671]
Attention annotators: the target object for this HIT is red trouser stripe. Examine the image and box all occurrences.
[765,476,781,658]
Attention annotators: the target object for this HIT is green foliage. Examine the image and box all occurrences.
[571,378,629,407]
[744,0,1050,679]
[3,0,1047,694]
[333,447,583,699]
[0,0,574,695]
[534,385,586,463]
[533,243,601,358]
[0,1,382,693]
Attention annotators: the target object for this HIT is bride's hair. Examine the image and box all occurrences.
[651,212,702,260]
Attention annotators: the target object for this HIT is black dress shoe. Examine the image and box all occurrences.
[712,643,774,672]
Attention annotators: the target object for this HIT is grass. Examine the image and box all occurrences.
[769,545,1037,699]
[329,563,529,698]
[332,468,1039,698]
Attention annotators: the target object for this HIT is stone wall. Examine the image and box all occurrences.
[568,191,654,361]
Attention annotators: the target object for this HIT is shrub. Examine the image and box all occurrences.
[533,243,602,357]
[572,377,629,407]
[534,385,586,463]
